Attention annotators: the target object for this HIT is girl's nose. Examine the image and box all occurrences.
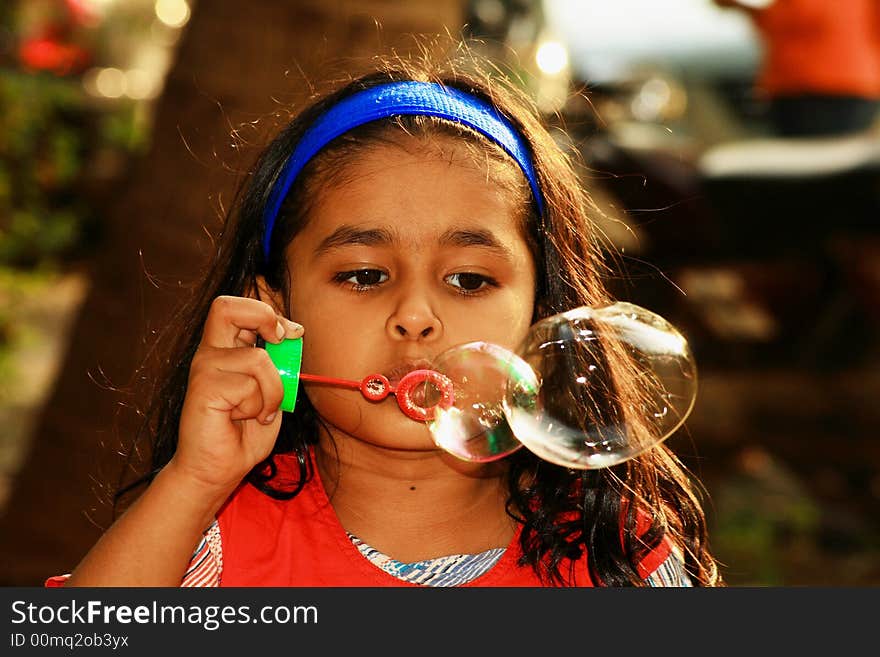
[386,291,442,342]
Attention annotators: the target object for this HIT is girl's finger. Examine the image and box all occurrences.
[219,372,265,421]
[187,368,263,420]
[234,329,259,348]
[194,346,286,423]
[200,296,302,348]
[201,296,279,349]
[234,320,304,348]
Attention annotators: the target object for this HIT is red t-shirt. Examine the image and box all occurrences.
[214,455,671,587]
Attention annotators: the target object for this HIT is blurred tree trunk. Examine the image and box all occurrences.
[0,0,464,585]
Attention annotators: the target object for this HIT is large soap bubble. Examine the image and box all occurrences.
[425,302,697,469]
[505,302,697,469]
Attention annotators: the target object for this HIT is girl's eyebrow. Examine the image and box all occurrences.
[439,228,514,259]
[315,225,395,255]
[314,225,514,260]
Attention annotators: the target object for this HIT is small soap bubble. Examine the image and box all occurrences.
[425,341,537,462]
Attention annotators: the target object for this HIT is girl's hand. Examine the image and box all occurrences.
[169,295,303,496]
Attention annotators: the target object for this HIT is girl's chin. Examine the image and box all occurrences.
[320,401,440,450]
[370,412,439,451]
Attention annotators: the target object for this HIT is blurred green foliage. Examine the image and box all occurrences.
[0,68,134,269]
[0,70,87,267]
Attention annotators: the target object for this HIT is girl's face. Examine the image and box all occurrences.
[281,136,537,452]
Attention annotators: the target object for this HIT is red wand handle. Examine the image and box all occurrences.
[298,371,453,421]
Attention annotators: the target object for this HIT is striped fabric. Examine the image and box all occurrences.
[646,552,693,587]
[181,520,222,587]
[348,532,505,586]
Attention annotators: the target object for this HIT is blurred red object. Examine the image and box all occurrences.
[17,0,96,76]
[18,32,91,75]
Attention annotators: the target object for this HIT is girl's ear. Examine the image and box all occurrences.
[253,275,286,315]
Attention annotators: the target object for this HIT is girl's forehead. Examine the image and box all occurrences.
[310,139,525,215]
[323,132,528,193]
[293,141,531,255]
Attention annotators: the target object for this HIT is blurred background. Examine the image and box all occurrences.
[0,0,878,586]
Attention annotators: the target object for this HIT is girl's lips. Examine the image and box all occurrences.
[384,359,435,386]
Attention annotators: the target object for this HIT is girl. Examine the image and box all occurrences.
[53,44,723,587]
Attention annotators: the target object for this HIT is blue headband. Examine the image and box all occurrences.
[261,80,544,259]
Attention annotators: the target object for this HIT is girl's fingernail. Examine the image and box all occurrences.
[264,412,277,424]
[285,319,303,336]
[275,321,285,341]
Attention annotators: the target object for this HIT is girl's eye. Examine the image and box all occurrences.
[445,272,496,293]
[335,269,388,289]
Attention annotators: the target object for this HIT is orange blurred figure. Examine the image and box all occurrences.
[714,0,880,136]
